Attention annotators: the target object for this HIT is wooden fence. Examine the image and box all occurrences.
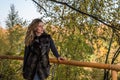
[0,55,119,80]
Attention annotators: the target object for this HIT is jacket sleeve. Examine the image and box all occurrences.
[23,45,30,72]
[50,37,60,58]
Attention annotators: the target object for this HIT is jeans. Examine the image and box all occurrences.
[33,72,40,80]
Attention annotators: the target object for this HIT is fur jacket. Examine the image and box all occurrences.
[23,32,51,80]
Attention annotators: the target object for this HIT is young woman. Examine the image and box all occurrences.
[23,18,64,80]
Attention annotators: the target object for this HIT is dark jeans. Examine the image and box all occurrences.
[33,71,40,80]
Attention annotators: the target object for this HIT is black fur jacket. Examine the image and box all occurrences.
[23,32,51,80]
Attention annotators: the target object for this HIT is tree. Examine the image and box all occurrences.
[32,0,120,80]
[0,4,27,80]
[6,4,27,28]
[5,4,27,55]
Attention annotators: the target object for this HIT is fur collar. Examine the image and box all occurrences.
[34,32,50,39]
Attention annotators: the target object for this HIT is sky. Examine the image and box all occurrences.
[0,0,42,28]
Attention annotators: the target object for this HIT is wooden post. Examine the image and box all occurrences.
[111,70,117,80]
[111,63,120,80]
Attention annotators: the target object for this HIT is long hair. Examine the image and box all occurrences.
[25,18,43,46]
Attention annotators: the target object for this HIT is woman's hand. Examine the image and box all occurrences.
[57,57,65,62]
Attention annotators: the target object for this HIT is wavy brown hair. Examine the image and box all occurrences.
[25,18,43,46]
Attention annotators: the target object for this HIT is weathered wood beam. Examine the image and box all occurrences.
[0,55,120,71]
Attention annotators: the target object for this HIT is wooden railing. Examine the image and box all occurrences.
[0,55,119,80]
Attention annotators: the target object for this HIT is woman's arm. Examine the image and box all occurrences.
[50,36,65,61]
[50,37,60,58]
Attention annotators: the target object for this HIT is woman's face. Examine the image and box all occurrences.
[35,22,44,33]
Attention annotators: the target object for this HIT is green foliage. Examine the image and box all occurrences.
[46,23,93,80]
[5,4,27,55]
[0,59,24,80]
[0,4,27,80]
[36,0,120,79]
[0,0,119,80]
[7,24,25,55]
[0,28,9,55]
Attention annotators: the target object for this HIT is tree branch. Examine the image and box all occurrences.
[111,47,120,64]
[32,0,48,16]
[49,0,120,31]
[104,30,114,80]
[104,46,120,80]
